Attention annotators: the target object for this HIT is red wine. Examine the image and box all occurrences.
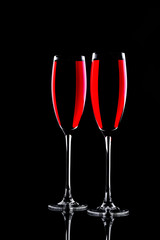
[114,60,127,128]
[90,52,127,135]
[51,56,87,134]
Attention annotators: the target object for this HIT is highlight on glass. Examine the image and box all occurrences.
[48,55,87,211]
[87,52,129,217]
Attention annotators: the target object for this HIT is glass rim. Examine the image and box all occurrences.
[92,52,126,61]
[53,55,85,61]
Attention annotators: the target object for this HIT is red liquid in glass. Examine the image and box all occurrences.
[90,58,127,135]
[51,59,87,134]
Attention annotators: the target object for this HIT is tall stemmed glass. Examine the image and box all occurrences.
[48,55,87,211]
[88,52,129,217]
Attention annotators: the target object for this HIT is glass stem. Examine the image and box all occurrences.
[63,134,73,201]
[104,136,112,204]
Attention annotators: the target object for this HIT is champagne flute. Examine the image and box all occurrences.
[87,52,129,217]
[48,55,87,211]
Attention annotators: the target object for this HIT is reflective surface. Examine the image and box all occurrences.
[47,210,154,240]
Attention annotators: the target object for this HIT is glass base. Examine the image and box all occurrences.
[48,199,88,212]
[87,202,129,217]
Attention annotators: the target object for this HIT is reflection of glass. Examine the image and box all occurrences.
[102,216,114,240]
[88,214,115,240]
[62,210,74,240]
[88,52,129,217]
[48,55,87,211]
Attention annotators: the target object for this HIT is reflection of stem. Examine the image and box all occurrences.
[62,210,74,240]
[102,217,114,240]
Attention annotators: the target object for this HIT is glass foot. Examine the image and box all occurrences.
[87,202,129,217]
[48,200,88,212]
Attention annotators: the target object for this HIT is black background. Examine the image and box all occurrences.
[10,7,160,239]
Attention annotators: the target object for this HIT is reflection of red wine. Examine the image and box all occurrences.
[51,56,87,134]
[90,53,127,135]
